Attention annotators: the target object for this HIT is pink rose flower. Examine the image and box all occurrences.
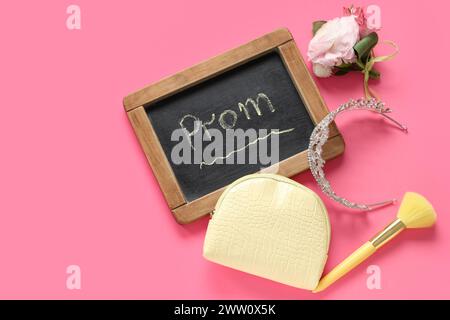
[307,16,360,77]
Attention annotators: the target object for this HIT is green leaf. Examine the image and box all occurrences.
[354,32,379,61]
[312,20,327,36]
[335,62,362,72]
[334,69,350,76]
[369,68,381,79]
[355,59,365,70]
[335,63,353,69]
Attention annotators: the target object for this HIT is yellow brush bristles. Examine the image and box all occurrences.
[313,192,436,293]
[397,192,437,229]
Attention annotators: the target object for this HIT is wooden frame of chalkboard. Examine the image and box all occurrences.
[123,28,345,224]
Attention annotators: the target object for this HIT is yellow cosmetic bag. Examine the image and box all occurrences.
[203,173,330,290]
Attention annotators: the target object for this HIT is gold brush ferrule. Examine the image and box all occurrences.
[370,218,406,249]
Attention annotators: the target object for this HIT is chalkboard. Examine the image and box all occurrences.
[146,52,314,201]
[124,29,344,223]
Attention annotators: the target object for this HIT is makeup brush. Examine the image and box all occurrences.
[313,192,436,293]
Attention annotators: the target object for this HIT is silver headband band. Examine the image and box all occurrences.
[308,98,408,210]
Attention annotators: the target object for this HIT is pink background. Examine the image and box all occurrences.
[1,0,449,299]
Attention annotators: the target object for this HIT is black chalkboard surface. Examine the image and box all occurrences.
[125,29,344,223]
[146,52,315,202]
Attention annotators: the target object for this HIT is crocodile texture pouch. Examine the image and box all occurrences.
[203,173,330,290]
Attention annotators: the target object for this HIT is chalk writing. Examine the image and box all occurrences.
[238,92,275,120]
[180,92,283,148]
[173,92,294,168]
[219,110,238,129]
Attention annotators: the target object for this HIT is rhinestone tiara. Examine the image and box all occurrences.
[307,98,408,210]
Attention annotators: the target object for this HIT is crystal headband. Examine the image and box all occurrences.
[308,98,408,210]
